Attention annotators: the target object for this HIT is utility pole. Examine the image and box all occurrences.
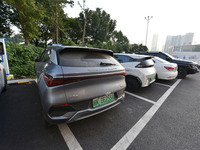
[145,16,153,46]
[78,0,87,44]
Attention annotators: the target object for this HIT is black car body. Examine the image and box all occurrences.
[136,52,199,78]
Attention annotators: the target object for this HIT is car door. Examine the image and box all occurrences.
[35,49,51,81]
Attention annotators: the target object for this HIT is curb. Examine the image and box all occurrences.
[7,79,37,85]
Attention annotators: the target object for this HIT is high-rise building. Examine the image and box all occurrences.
[164,33,194,52]
[151,34,158,51]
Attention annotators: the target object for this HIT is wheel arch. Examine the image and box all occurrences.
[125,75,142,87]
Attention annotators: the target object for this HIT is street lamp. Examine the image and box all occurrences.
[145,16,153,46]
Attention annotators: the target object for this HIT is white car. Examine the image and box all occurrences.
[114,53,156,91]
[0,57,7,93]
[152,56,178,80]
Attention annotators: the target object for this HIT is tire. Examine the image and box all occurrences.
[2,70,7,92]
[177,68,187,79]
[125,76,140,92]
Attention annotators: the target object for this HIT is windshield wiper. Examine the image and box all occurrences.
[100,62,116,66]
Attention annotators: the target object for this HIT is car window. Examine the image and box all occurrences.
[154,57,169,63]
[59,50,120,67]
[141,58,154,66]
[164,52,176,59]
[114,55,138,63]
[40,50,50,62]
[0,42,4,55]
[157,53,167,59]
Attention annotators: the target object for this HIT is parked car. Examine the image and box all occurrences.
[0,57,7,93]
[35,46,126,125]
[152,56,178,80]
[136,51,199,79]
[114,53,156,92]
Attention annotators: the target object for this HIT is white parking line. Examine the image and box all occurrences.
[154,82,172,88]
[125,91,155,104]
[111,79,182,150]
[58,123,83,150]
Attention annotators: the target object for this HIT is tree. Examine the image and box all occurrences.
[5,0,42,45]
[35,0,74,44]
[0,1,17,36]
[78,8,116,44]
[78,0,88,44]
[112,31,129,52]
[129,43,148,53]
[64,17,82,43]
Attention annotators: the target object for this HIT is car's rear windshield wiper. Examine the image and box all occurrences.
[100,62,116,66]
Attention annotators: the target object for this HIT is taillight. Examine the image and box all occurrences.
[164,66,174,71]
[135,64,154,68]
[52,104,69,107]
[44,71,126,87]
[44,74,65,87]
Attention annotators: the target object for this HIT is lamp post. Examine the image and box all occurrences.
[145,16,153,46]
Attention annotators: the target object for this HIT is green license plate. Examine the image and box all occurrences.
[93,94,115,108]
[150,77,155,82]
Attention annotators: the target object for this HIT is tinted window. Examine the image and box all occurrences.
[157,53,168,59]
[114,55,139,63]
[59,51,120,67]
[0,42,4,54]
[141,58,154,66]
[40,50,50,62]
[154,57,169,63]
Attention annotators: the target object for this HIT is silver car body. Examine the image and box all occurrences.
[35,46,126,124]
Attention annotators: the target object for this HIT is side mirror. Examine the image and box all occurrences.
[166,57,171,61]
[0,57,2,63]
[35,57,40,62]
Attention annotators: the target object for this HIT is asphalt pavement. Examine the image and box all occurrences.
[0,73,200,150]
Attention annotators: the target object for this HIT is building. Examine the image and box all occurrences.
[164,33,194,52]
[173,44,200,52]
[151,34,158,51]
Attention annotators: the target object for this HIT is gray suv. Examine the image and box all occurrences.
[35,46,126,125]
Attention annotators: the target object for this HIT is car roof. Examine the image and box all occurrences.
[114,53,153,59]
[48,46,113,56]
[136,51,162,53]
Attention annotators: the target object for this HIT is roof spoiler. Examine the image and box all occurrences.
[59,47,113,56]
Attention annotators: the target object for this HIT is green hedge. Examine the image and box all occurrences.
[6,42,43,78]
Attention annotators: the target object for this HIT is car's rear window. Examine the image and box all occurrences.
[141,58,154,66]
[58,50,120,67]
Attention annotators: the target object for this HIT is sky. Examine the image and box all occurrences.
[64,0,200,50]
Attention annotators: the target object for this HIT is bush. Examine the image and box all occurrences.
[6,42,43,78]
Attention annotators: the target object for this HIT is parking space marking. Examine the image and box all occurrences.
[125,91,155,104]
[154,82,171,88]
[111,79,182,150]
[58,123,83,150]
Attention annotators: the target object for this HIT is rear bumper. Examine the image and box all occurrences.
[45,94,125,124]
[158,71,178,80]
[141,74,156,87]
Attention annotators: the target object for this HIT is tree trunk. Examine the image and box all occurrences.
[14,0,29,46]
[82,16,87,44]
[24,36,29,46]
[55,0,58,43]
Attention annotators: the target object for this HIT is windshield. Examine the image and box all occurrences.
[154,57,169,63]
[164,52,176,59]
